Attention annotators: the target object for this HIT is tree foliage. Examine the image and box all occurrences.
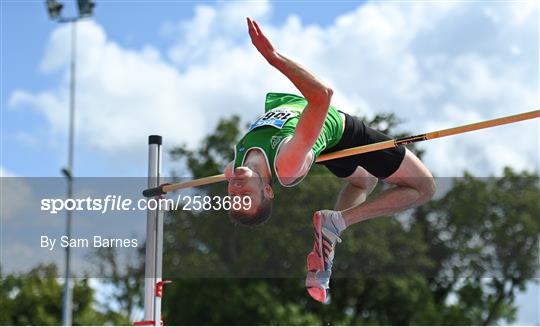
[0,264,129,325]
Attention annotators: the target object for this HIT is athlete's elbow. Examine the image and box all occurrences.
[327,87,334,97]
[308,87,333,106]
[275,164,298,181]
[322,87,333,98]
[322,87,333,102]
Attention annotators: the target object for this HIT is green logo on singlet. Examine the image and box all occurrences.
[271,136,283,149]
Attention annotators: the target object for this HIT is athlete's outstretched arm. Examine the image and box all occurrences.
[247,17,332,104]
[247,18,333,176]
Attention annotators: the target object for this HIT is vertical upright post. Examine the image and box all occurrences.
[62,19,77,327]
[143,135,164,326]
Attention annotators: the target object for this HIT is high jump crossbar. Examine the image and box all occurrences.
[138,109,538,325]
[143,109,539,197]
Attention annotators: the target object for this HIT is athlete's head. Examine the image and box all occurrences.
[227,166,274,227]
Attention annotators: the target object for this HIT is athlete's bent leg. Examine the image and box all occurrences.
[340,149,436,226]
[306,150,434,302]
[334,166,378,211]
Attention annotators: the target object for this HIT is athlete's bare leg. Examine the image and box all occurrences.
[340,149,436,226]
[334,166,378,211]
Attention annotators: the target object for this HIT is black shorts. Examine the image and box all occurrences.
[318,113,406,179]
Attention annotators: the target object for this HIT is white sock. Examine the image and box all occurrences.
[332,211,347,235]
[324,210,347,236]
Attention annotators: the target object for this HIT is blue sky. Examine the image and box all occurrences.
[2,0,364,177]
[2,0,538,179]
[1,0,538,324]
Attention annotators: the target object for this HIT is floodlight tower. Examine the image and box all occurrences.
[44,1,96,325]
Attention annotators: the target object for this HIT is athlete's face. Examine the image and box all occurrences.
[227,167,271,215]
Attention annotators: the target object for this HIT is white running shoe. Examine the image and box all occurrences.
[305,210,342,303]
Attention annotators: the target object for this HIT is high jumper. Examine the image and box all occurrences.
[225,17,436,303]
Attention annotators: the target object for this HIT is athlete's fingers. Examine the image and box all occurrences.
[247,17,258,37]
[252,19,263,35]
[247,17,253,34]
[251,20,272,48]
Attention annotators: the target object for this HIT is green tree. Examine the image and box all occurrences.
[411,169,540,325]
[91,247,145,323]
[0,264,129,325]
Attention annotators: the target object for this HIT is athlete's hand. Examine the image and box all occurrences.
[247,17,278,63]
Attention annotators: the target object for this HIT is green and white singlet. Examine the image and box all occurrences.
[233,92,344,187]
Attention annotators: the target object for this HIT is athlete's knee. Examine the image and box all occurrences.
[351,176,377,193]
[416,175,436,204]
[345,167,378,192]
[401,172,435,206]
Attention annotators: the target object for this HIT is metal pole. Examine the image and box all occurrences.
[144,135,163,325]
[61,19,77,327]
[154,197,164,326]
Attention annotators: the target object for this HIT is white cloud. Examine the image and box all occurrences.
[8,0,539,177]
[11,21,208,153]
[164,1,271,66]
[0,166,16,178]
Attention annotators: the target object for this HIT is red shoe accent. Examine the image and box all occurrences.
[307,287,327,303]
[307,251,323,272]
[311,211,325,271]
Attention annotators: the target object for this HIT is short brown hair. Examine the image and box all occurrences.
[228,194,273,227]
